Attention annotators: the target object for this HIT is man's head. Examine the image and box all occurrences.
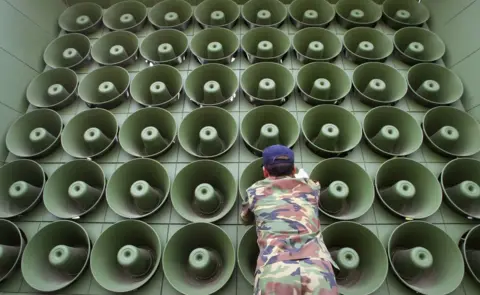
[262,145,296,177]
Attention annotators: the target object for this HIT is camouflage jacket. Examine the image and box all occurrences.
[241,176,338,271]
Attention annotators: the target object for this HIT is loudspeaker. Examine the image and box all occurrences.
[43,33,91,69]
[388,221,464,294]
[139,29,188,66]
[423,107,480,158]
[241,105,300,156]
[335,0,382,29]
[43,160,106,219]
[148,0,193,31]
[311,158,374,220]
[103,0,147,32]
[58,2,103,34]
[178,106,238,159]
[190,27,239,65]
[0,219,26,283]
[297,62,351,105]
[322,221,388,295]
[302,105,362,157]
[407,63,464,108]
[352,62,408,106]
[440,158,480,219]
[162,222,235,294]
[119,107,177,158]
[194,0,240,29]
[241,0,288,28]
[393,27,446,65]
[26,68,78,110]
[363,106,423,157]
[241,27,290,63]
[106,158,170,219]
[78,66,130,109]
[21,220,91,292]
[459,224,480,283]
[91,31,139,67]
[239,158,264,203]
[241,62,295,105]
[237,225,258,286]
[293,27,342,64]
[130,65,182,108]
[171,160,237,223]
[0,160,46,219]
[61,109,118,159]
[6,109,63,159]
[185,64,238,107]
[344,27,394,64]
[382,0,430,30]
[375,158,442,219]
[90,220,161,293]
[288,0,336,29]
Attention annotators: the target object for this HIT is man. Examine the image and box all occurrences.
[241,144,339,295]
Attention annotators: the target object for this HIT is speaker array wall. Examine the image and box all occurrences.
[103,0,147,32]
[382,0,430,30]
[335,0,382,29]
[292,27,342,64]
[394,27,446,65]
[43,33,91,69]
[343,27,394,64]
[91,31,139,67]
[288,0,336,29]
[241,0,288,28]
[241,27,290,63]
[194,0,240,29]
[139,29,189,66]
[58,2,103,34]
[190,27,240,64]
[148,0,193,31]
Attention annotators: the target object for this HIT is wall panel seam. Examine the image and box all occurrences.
[444,0,478,27]
[0,46,41,74]
[3,0,57,38]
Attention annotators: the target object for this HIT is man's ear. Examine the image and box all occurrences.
[263,167,269,178]
[292,166,297,174]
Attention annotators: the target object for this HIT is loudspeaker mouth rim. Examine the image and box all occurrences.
[21,220,91,293]
[58,2,104,34]
[139,29,189,66]
[343,27,394,63]
[393,27,446,65]
[241,0,288,29]
[292,27,342,64]
[382,0,430,29]
[288,0,336,29]
[460,224,480,283]
[148,0,193,31]
[335,0,382,29]
[237,225,257,286]
[91,31,139,67]
[238,158,263,202]
[0,219,26,283]
[102,0,148,33]
[241,27,291,63]
[43,33,92,69]
[194,0,241,29]
[190,28,240,65]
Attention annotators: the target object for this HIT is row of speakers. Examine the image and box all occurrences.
[59,0,430,35]
[1,218,478,294]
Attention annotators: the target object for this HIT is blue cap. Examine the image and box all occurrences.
[262,145,294,167]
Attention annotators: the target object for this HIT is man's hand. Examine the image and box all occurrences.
[240,211,254,225]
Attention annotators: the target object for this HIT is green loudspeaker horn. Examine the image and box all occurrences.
[78,66,130,109]
[163,222,235,294]
[241,0,288,28]
[21,221,91,292]
[6,109,63,159]
[423,107,480,158]
[364,106,423,157]
[297,62,351,105]
[459,224,480,283]
[58,2,103,34]
[288,0,335,29]
[293,28,342,64]
[353,62,408,106]
[0,219,26,283]
[130,65,183,108]
[335,0,382,29]
[383,0,430,30]
[26,68,78,110]
[388,221,464,294]
[302,105,362,157]
[171,160,236,223]
[239,158,264,202]
[393,27,446,65]
[241,27,290,63]
[91,31,139,67]
[190,27,239,65]
[43,33,91,69]
[0,160,46,219]
[185,64,238,107]
[407,63,464,107]
[119,108,177,158]
[178,106,237,159]
[194,0,240,29]
[139,29,188,66]
[106,159,170,219]
[148,0,193,31]
[238,225,258,286]
[90,220,161,293]
[440,158,480,219]
[376,158,442,219]
[103,0,147,32]
[61,109,118,159]
[344,27,394,64]
[311,159,374,220]
[43,160,106,219]
[322,221,388,295]
[241,105,300,156]
[241,62,295,105]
